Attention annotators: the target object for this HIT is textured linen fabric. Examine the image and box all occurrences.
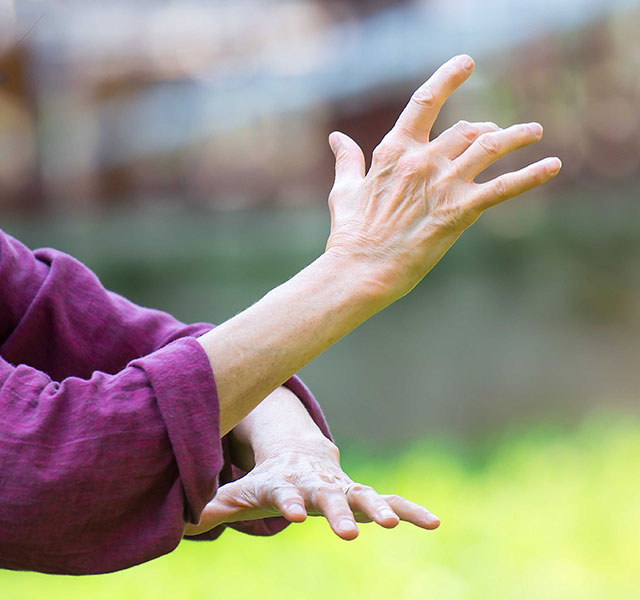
[0,229,331,575]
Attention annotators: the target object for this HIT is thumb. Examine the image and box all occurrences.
[183,496,229,536]
[329,131,365,184]
[183,482,246,536]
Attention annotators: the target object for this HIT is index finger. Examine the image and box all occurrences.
[394,54,475,143]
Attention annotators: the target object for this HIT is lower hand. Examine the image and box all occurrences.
[184,437,439,540]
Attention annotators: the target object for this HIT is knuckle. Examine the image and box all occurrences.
[493,177,510,199]
[268,483,293,500]
[315,485,334,499]
[411,85,437,110]
[477,133,500,157]
[455,120,478,143]
[346,483,372,497]
[372,141,401,166]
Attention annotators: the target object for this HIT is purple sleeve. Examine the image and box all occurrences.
[0,228,333,553]
[0,229,213,379]
[0,337,222,575]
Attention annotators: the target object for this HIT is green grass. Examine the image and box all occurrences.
[2,412,639,599]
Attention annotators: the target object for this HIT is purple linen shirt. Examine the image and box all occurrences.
[0,229,331,575]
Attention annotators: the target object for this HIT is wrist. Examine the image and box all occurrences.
[317,249,395,310]
[230,385,329,466]
[253,433,337,464]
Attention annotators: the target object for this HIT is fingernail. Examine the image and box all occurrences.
[427,512,440,521]
[529,122,543,137]
[548,157,562,174]
[338,519,356,532]
[456,54,474,70]
[380,510,398,520]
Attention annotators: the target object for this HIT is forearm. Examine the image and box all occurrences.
[199,55,560,436]
[198,252,387,436]
[229,386,332,471]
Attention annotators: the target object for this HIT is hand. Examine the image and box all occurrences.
[326,54,562,303]
[183,437,440,540]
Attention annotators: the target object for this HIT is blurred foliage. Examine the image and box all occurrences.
[1,412,638,599]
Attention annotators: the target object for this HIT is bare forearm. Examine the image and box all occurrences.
[229,386,330,471]
[199,55,560,437]
[198,252,386,435]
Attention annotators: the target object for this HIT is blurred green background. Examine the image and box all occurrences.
[1,0,640,597]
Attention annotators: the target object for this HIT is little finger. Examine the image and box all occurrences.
[382,494,441,530]
[473,156,562,210]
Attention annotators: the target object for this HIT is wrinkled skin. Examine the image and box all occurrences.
[188,55,560,541]
[185,437,439,540]
[326,55,560,302]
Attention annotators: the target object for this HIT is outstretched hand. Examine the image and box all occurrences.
[184,437,439,540]
[326,54,562,303]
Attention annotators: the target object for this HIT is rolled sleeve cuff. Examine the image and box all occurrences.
[131,336,223,525]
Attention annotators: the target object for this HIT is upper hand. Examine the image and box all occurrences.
[326,54,562,303]
[183,437,440,540]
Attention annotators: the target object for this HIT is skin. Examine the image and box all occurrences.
[198,54,561,436]
[193,55,561,539]
[1,16,559,541]
[185,387,440,540]
[0,3,440,543]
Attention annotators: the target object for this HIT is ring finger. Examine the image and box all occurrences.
[455,122,544,180]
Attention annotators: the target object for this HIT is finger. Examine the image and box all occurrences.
[270,485,308,523]
[184,489,238,536]
[314,488,359,541]
[474,156,562,210]
[455,122,544,180]
[345,484,400,529]
[382,494,441,530]
[393,54,475,142]
[329,131,366,184]
[431,120,501,160]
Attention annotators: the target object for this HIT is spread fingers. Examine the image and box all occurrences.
[455,122,544,180]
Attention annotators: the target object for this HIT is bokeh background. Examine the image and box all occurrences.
[1,0,639,598]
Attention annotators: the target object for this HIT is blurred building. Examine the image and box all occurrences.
[1,0,640,212]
